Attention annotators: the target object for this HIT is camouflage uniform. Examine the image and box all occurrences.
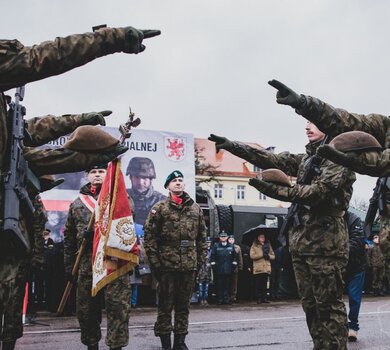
[143,192,207,337]
[0,196,47,342]
[221,139,356,350]
[294,97,390,291]
[368,244,385,292]
[127,187,166,226]
[64,183,131,348]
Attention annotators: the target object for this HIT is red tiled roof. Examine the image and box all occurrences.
[195,138,265,177]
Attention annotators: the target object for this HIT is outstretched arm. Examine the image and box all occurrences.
[0,27,161,92]
[268,79,389,145]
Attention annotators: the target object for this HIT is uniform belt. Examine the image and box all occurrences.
[161,240,196,247]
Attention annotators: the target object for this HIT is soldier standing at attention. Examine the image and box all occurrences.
[126,157,166,226]
[209,119,355,348]
[64,163,131,350]
[144,170,207,350]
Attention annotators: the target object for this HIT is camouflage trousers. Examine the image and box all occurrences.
[384,260,390,290]
[372,266,385,290]
[77,272,131,348]
[0,260,28,342]
[154,271,196,336]
[292,255,348,350]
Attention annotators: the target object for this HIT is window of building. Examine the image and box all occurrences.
[237,185,245,200]
[259,192,267,201]
[253,165,262,173]
[214,184,223,199]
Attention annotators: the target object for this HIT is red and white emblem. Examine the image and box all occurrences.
[164,137,186,161]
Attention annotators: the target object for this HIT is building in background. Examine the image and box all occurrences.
[195,138,291,209]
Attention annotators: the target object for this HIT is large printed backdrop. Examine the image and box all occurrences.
[41,128,195,241]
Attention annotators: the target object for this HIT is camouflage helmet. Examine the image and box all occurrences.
[260,168,292,187]
[126,157,156,179]
[330,131,382,153]
[63,126,119,151]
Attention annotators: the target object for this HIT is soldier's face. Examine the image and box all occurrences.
[88,169,107,187]
[130,176,152,194]
[168,177,185,195]
[305,121,325,142]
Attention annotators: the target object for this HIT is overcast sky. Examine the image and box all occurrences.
[3,0,388,203]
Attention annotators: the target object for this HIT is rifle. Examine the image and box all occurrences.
[363,177,388,238]
[57,107,140,315]
[278,135,331,246]
[3,87,39,252]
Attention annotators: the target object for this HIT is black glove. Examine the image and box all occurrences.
[83,228,94,242]
[99,144,129,163]
[122,27,161,54]
[208,134,233,153]
[80,110,112,126]
[268,80,305,109]
[249,178,276,196]
[263,252,270,261]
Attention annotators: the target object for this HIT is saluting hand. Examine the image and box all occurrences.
[268,79,304,109]
[208,134,233,153]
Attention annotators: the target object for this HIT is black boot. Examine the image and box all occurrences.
[173,334,189,350]
[160,334,172,350]
[109,348,122,350]
[88,343,98,350]
[2,340,16,350]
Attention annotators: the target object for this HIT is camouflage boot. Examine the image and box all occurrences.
[173,334,189,350]
[160,334,172,350]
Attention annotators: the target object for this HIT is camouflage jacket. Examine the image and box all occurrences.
[368,244,385,267]
[228,139,356,258]
[379,216,390,259]
[296,95,390,177]
[30,195,48,269]
[127,186,166,226]
[143,191,208,272]
[63,183,96,276]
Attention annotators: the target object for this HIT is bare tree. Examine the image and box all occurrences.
[350,196,369,212]
[194,145,221,184]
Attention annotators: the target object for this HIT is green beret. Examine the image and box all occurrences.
[164,170,184,188]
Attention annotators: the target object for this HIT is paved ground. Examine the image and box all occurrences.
[17,295,390,349]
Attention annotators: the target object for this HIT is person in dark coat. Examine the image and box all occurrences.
[210,231,238,305]
[344,211,368,342]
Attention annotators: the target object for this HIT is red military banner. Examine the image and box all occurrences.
[91,159,138,296]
